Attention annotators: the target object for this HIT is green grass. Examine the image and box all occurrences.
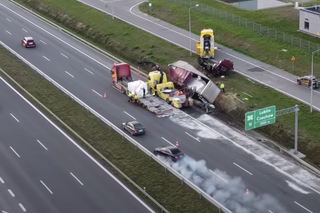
[140,0,320,77]
[0,45,220,212]
[11,0,320,176]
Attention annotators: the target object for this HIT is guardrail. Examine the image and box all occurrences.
[0,39,232,213]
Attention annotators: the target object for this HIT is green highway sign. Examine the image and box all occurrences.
[245,106,276,131]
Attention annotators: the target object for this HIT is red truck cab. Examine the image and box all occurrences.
[111,63,132,83]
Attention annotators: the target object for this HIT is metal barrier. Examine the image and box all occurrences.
[0,40,232,213]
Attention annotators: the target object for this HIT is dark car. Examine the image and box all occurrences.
[154,146,184,162]
[21,36,36,48]
[122,120,146,136]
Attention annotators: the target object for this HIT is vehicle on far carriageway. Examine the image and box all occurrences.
[122,120,146,136]
[154,146,184,162]
[21,36,36,48]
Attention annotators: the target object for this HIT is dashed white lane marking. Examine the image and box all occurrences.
[40,40,46,45]
[40,180,53,194]
[37,140,48,150]
[19,203,26,212]
[7,189,15,197]
[65,71,74,78]
[60,53,69,58]
[42,56,50,61]
[185,132,200,142]
[268,210,274,213]
[161,137,174,146]
[124,111,136,120]
[22,28,28,33]
[70,172,84,186]
[294,201,313,213]
[209,170,228,183]
[84,68,94,75]
[9,146,20,158]
[10,113,19,122]
[92,89,102,97]
[233,162,253,175]
[0,177,4,184]
[6,18,11,22]
[5,30,11,35]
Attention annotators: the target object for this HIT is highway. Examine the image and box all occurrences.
[77,0,320,112]
[0,69,155,211]
[1,1,320,212]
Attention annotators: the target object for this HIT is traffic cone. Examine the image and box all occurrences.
[103,93,107,98]
[245,189,249,195]
[175,141,179,147]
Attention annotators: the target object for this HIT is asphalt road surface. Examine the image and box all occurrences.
[77,0,320,112]
[0,67,155,211]
[1,1,320,213]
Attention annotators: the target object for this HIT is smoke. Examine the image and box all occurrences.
[158,155,287,213]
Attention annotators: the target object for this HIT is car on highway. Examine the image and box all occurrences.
[154,146,184,162]
[21,36,36,48]
[122,120,146,136]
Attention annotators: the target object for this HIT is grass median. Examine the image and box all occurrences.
[11,0,320,180]
[0,46,221,212]
[140,0,320,77]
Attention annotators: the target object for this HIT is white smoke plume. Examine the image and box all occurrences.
[159,155,287,213]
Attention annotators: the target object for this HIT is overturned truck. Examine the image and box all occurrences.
[168,61,220,113]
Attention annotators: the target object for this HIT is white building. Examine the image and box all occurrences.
[299,5,320,37]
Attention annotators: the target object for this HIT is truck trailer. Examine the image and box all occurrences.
[110,63,179,117]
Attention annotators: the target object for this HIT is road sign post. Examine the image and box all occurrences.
[245,106,276,131]
[291,56,295,72]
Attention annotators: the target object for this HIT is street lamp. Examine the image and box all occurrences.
[310,48,320,113]
[188,4,199,56]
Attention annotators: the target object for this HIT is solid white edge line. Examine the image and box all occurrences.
[18,203,26,212]
[40,180,53,194]
[161,137,174,146]
[209,170,228,183]
[70,172,84,185]
[233,162,253,175]
[294,201,313,213]
[184,132,200,142]
[123,111,136,120]
[7,189,15,197]
[36,139,48,150]
[0,177,4,184]
[9,113,20,122]
[65,71,74,78]
[9,146,20,158]
[0,74,156,212]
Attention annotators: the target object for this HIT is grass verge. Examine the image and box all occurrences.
[0,46,220,212]
[140,0,320,77]
[11,0,320,171]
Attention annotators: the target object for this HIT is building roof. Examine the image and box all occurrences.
[301,5,320,14]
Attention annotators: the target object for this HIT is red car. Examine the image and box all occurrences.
[21,37,36,48]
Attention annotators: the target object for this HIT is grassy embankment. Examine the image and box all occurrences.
[1,1,223,213]
[140,0,320,77]
[9,0,320,182]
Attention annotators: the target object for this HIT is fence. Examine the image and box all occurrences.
[0,40,232,213]
[165,0,320,55]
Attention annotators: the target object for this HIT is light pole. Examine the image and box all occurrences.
[188,4,199,56]
[310,48,320,113]
[111,1,114,20]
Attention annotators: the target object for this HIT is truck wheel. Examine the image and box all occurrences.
[197,57,203,65]
[297,80,301,85]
